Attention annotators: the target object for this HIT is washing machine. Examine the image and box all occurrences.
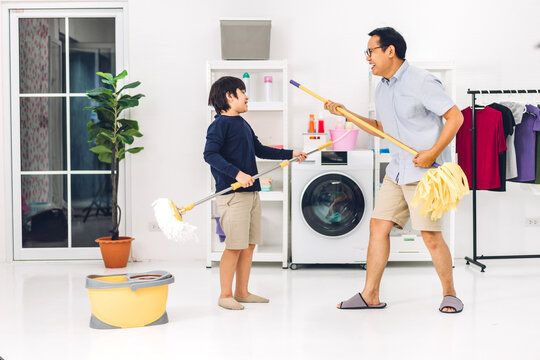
[290,150,373,268]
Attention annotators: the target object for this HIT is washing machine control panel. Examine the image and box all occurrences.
[321,151,347,165]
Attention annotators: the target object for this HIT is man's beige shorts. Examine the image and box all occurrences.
[372,175,442,231]
[216,192,261,250]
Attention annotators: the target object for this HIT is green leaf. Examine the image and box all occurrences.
[86,121,101,141]
[97,72,114,82]
[117,148,127,161]
[121,129,143,137]
[118,134,134,145]
[119,93,145,103]
[114,70,128,81]
[118,119,139,130]
[126,147,144,154]
[119,81,141,93]
[84,105,100,112]
[86,87,113,96]
[118,101,140,111]
[131,94,145,100]
[95,139,114,151]
[98,130,115,142]
[87,93,115,105]
[98,152,112,163]
[95,107,116,122]
[90,145,112,154]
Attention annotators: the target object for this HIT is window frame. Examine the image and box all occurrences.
[5,4,130,261]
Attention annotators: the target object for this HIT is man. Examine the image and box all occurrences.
[325,27,464,313]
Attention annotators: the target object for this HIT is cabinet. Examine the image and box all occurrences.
[369,62,456,262]
[205,60,289,268]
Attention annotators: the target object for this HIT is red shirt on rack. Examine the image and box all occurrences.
[457,107,507,189]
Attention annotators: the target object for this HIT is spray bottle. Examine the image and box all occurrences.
[242,72,250,97]
[264,76,273,102]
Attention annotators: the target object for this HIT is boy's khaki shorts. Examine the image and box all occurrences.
[372,175,442,231]
[216,192,261,250]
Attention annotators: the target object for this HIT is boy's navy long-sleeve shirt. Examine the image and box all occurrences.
[204,114,293,194]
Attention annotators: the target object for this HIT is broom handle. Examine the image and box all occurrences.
[290,80,423,158]
[181,131,354,212]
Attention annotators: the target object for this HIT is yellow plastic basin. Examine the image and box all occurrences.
[86,271,174,329]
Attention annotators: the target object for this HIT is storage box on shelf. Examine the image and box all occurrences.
[369,62,457,262]
[206,60,289,268]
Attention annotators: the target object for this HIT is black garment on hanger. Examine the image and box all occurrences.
[487,103,515,192]
[489,103,515,134]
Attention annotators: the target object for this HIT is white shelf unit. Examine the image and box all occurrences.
[205,60,289,268]
[369,62,456,262]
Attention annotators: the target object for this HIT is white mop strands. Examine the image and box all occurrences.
[152,198,197,242]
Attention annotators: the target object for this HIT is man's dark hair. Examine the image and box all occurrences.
[208,76,246,114]
[368,27,407,60]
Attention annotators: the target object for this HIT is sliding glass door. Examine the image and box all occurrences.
[10,9,125,260]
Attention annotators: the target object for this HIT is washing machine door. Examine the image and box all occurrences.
[301,172,365,237]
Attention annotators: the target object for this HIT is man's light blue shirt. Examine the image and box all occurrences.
[375,60,455,185]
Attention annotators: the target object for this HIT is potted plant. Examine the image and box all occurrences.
[85,70,144,268]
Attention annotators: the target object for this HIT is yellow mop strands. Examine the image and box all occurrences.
[152,131,355,241]
[411,162,469,220]
[290,80,469,220]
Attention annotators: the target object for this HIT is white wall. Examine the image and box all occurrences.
[126,0,540,261]
[2,0,540,262]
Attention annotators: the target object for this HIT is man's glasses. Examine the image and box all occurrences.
[364,46,386,57]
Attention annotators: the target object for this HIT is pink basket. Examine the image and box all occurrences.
[329,129,359,150]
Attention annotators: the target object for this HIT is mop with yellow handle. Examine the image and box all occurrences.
[290,80,469,220]
[152,130,356,241]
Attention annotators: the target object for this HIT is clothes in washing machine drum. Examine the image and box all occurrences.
[301,173,365,237]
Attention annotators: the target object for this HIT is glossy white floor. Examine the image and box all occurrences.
[1,258,539,360]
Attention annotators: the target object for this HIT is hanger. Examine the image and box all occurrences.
[474,97,486,109]
[525,102,537,117]
[528,92,540,116]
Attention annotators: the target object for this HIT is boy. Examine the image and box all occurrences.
[204,76,306,310]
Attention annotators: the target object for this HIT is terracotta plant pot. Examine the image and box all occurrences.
[95,236,134,268]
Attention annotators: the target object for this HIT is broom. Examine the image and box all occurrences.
[153,130,356,241]
[290,80,469,220]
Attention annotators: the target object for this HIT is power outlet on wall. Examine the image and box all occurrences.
[148,222,161,231]
[525,217,540,227]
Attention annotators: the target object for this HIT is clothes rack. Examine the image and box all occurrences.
[465,89,540,272]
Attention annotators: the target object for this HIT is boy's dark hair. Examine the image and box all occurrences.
[368,27,407,60]
[208,76,246,114]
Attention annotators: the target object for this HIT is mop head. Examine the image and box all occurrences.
[411,162,470,221]
[152,198,198,242]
